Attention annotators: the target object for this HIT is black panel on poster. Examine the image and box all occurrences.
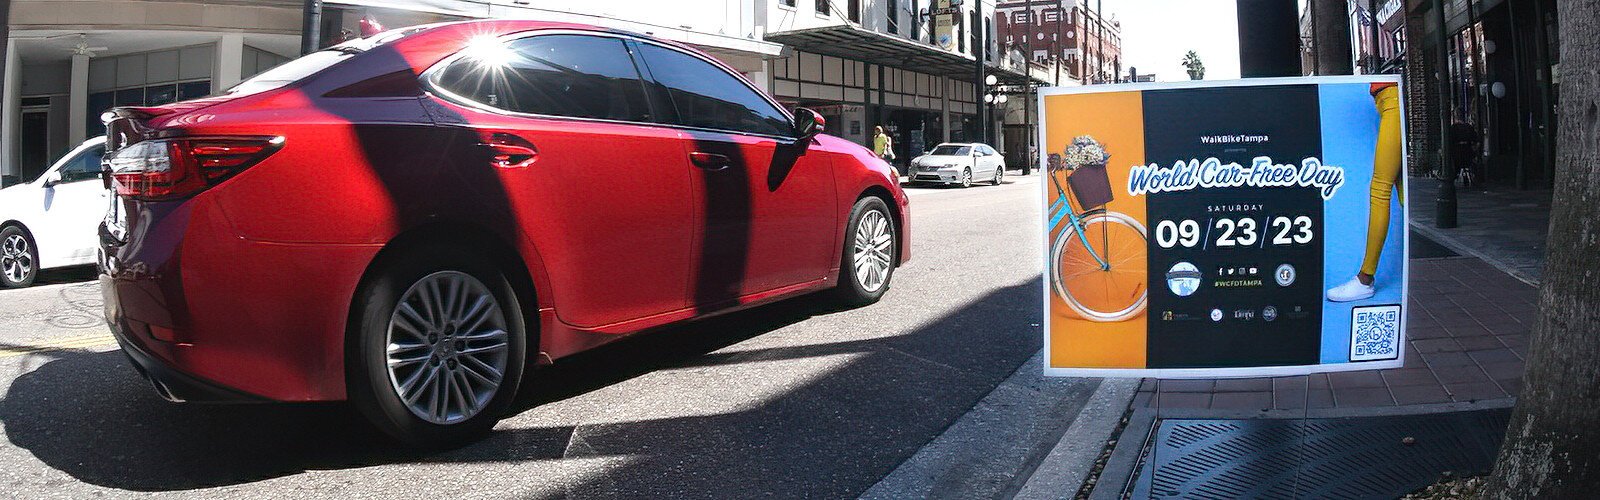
[1141,85,1325,368]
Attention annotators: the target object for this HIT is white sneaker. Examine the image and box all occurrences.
[1326,276,1375,302]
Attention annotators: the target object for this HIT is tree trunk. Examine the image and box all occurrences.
[1482,2,1600,497]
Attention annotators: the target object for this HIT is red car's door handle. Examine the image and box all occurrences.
[478,142,538,169]
[690,152,733,171]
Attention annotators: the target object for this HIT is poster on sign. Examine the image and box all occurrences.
[1040,76,1407,378]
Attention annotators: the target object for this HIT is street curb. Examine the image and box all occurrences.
[1013,377,1140,500]
[1089,407,1158,500]
[1086,397,1518,498]
[860,352,1102,500]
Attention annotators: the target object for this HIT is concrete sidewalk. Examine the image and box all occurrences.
[1408,177,1550,285]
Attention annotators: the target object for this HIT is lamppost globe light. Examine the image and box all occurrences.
[985,74,998,86]
[984,94,995,103]
[997,94,1008,104]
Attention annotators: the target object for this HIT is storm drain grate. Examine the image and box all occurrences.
[1128,409,1510,499]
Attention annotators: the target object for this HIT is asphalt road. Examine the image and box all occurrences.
[0,175,1070,498]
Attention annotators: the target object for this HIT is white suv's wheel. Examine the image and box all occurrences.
[0,227,38,288]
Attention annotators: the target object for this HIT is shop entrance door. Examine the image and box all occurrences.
[17,111,49,183]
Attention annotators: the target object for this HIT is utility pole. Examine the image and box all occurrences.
[1367,0,1380,72]
[1096,0,1104,83]
[1022,0,1034,175]
[300,0,323,55]
[975,7,987,145]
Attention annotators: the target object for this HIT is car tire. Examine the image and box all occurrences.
[347,243,528,448]
[0,226,38,289]
[960,168,972,188]
[992,166,1005,185]
[831,196,896,306]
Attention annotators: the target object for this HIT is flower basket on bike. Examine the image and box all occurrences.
[1061,136,1114,210]
[1067,163,1114,210]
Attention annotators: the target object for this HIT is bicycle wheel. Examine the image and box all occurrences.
[1051,211,1148,322]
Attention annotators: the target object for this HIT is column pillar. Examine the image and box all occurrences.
[940,77,951,142]
[1,43,20,180]
[69,54,89,145]
[215,33,246,92]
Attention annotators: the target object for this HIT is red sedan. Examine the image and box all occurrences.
[98,20,908,445]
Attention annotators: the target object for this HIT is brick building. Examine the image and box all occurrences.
[994,0,1121,85]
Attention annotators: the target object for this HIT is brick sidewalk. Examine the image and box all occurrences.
[1133,256,1533,411]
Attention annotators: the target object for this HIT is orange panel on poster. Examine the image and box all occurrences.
[1043,91,1148,369]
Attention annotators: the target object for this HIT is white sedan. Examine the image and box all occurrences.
[0,137,107,288]
[908,142,1007,188]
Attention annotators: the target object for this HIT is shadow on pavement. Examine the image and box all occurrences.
[23,265,98,286]
[0,279,1041,495]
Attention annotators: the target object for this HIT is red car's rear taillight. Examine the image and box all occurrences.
[109,137,283,201]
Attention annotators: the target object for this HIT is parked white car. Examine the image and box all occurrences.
[908,142,1007,187]
[0,137,107,288]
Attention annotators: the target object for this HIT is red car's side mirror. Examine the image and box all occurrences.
[792,108,824,141]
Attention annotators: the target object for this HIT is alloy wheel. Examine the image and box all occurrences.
[961,169,972,188]
[1,234,33,284]
[994,167,1004,185]
[852,210,893,293]
[385,271,510,425]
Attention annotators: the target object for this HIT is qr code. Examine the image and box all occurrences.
[1350,305,1402,361]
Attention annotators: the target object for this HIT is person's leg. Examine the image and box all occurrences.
[1360,87,1403,280]
[1329,86,1402,302]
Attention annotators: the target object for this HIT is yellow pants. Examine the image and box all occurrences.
[1362,87,1404,276]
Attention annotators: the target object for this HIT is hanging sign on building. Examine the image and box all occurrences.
[1039,76,1408,378]
[933,0,957,50]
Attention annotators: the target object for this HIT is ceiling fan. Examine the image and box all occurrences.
[69,35,108,57]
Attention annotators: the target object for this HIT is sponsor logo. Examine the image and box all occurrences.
[1263,306,1278,322]
[1209,308,1223,322]
[1166,261,1202,297]
[1275,263,1297,287]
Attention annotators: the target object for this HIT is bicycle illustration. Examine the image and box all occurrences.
[1047,136,1149,322]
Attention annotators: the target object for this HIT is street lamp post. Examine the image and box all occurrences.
[1432,0,1458,228]
[300,0,323,55]
[983,87,1007,148]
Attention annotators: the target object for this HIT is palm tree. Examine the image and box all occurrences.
[1180,50,1205,80]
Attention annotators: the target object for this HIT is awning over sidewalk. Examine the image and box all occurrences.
[766,24,978,81]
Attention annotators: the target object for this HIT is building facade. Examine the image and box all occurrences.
[1343,0,1558,189]
[994,0,1120,85]
[1,0,307,185]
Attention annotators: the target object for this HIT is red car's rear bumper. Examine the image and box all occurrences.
[100,195,376,402]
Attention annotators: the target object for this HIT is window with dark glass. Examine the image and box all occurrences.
[434,35,652,122]
[635,43,792,137]
[886,0,899,34]
[817,0,829,16]
[57,146,106,183]
[780,0,795,7]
